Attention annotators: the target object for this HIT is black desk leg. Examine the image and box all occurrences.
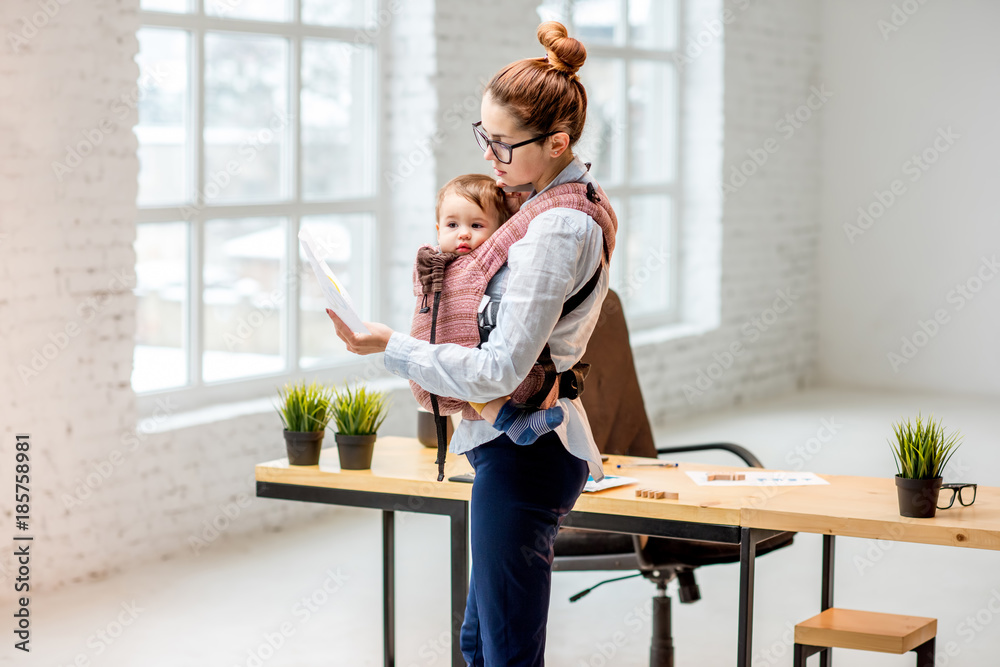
[737,527,759,667]
[450,503,470,667]
[383,510,395,667]
[820,535,835,667]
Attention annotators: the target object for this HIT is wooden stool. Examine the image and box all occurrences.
[794,608,936,666]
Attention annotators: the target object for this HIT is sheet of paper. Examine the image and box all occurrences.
[685,471,830,487]
[298,228,369,335]
[584,475,639,493]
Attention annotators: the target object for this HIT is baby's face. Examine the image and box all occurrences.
[436,193,502,255]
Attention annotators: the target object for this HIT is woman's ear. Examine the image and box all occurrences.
[549,132,571,158]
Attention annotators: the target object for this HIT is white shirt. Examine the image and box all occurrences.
[383,156,610,481]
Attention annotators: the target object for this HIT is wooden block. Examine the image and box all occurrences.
[795,608,937,654]
[708,472,746,481]
[636,488,679,500]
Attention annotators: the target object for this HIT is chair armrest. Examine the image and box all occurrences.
[655,442,764,468]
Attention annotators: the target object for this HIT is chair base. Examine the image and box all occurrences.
[650,593,674,667]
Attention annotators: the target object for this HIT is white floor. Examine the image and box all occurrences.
[7,386,1000,667]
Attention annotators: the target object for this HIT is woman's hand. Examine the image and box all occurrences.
[326,309,395,355]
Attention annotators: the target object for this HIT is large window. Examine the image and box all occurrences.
[540,0,681,328]
[133,0,379,407]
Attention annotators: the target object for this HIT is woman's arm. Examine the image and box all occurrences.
[328,210,598,403]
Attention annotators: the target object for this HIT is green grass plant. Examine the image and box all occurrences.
[274,380,336,433]
[330,382,390,436]
[889,413,962,480]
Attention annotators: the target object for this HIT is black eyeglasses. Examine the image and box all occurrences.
[937,483,977,510]
[472,121,557,165]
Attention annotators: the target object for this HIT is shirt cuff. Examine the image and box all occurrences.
[383,331,416,378]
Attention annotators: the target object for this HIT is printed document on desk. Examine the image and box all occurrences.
[298,228,369,334]
[584,475,638,493]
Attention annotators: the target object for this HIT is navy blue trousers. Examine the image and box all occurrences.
[459,431,590,667]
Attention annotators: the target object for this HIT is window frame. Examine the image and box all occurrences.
[554,0,683,330]
[134,0,386,416]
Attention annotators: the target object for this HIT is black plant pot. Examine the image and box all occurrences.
[895,475,942,518]
[416,409,454,449]
[284,430,325,466]
[336,433,377,470]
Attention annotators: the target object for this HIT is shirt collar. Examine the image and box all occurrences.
[525,155,593,203]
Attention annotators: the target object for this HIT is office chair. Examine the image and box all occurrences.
[554,290,796,667]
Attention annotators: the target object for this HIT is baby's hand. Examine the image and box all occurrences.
[497,179,531,215]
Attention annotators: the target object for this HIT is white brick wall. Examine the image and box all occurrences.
[0,0,145,591]
[635,0,822,425]
[0,0,823,593]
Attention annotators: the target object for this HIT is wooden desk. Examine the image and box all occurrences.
[740,472,1000,664]
[255,437,788,667]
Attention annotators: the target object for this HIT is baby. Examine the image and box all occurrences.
[429,173,565,445]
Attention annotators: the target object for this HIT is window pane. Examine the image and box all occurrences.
[141,0,189,12]
[133,222,188,392]
[203,218,287,382]
[573,0,622,46]
[204,34,289,204]
[302,40,374,201]
[629,60,677,184]
[302,0,373,26]
[136,28,189,206]
[299,214,373,368]
[205,0,290,22]
[578,57,624,186]
[623,194,672,316]
[629,0,678,50]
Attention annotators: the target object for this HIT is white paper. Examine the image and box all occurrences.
[298,228,369,335]
[584,475,639,493]
[685,471,830,487]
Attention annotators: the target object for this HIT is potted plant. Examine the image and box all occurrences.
[331,382,390,470]
[889,413,962,518]
[274,380,336,466]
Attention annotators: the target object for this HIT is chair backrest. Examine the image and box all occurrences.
[578,289,657,458]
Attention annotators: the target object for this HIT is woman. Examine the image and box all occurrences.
[327,21,616,667]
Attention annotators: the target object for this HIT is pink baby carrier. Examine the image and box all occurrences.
[409,179,618,480]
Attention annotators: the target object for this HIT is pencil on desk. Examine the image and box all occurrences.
[616,462,679,468]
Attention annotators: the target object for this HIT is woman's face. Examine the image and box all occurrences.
[479,93,567,191]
